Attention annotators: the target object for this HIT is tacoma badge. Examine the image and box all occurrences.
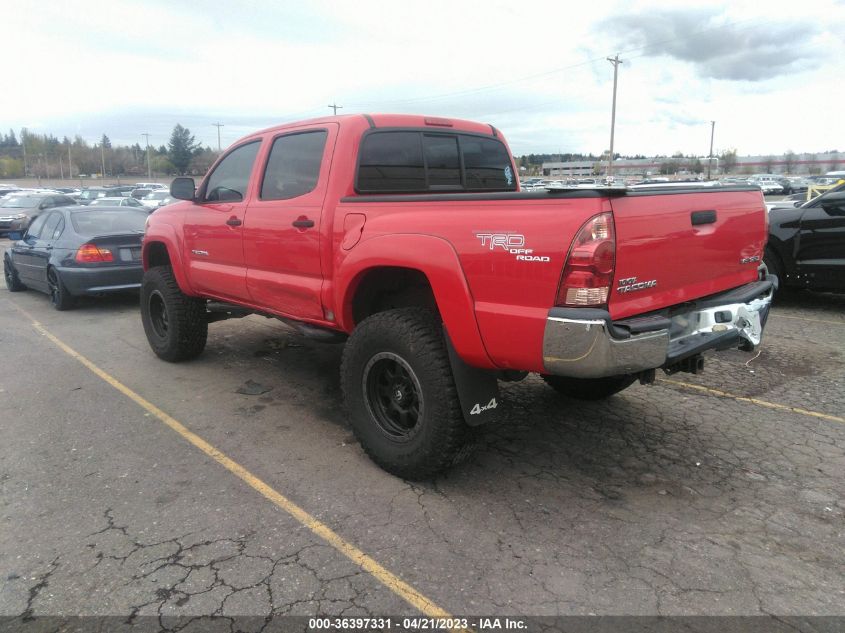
[617,276,657,293]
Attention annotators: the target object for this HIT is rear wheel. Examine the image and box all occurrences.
[341,308,469,479]
[140,266,207,361]
[4,255,26,292]
[47,267,76,311]
[542,374,636,400]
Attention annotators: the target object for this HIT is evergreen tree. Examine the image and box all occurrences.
[101,134,112,149]
[167,124,199,175]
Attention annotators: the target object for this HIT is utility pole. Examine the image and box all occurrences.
[707,120,716,180]
[21,130,27,178]
[59,155,64,180]
[606,55,623,180]
[142,133,151,179]
[212,122,224,152]
[101,143,107,179]
[328,103,343,115]
[68,143,73,179]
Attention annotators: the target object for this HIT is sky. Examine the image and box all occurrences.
[6,0,845,157]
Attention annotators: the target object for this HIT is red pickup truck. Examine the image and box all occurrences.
[141,114,775,478]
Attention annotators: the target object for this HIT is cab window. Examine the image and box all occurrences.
[260,131,328,201]
[203,141,261,203]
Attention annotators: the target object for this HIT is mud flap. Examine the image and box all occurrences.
[443,328,500,426]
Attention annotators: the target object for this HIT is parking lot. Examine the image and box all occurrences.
[0,236,843,625]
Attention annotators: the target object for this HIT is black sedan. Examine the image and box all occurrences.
[765,182,845,292]
[4,206,146,310]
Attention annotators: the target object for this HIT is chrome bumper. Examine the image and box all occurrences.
[542,278,775,379]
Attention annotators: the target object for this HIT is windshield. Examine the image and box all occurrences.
[79,190,105,200]
[71,209,147,235]
[1,196,41,208]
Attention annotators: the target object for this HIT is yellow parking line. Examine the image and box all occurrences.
[659,378,845,424]
[12,304,451,620]
[771,314,845,326]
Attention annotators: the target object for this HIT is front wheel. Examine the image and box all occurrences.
[542,374,637,400]
[140,266,208,362]
[341,308,469,479]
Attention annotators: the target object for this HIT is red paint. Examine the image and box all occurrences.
[144,113,767,373]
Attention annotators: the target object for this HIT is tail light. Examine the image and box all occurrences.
[555,212,616,306]
[75,243,114,263]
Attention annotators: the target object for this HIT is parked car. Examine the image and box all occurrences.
[3,206,146,310]
[753,180,784,195]
[140,113,774,478]
[130,187,153,200]
[77,187,124,205]
[765,192,807,212]
[105,185,136,197]
[0,193,77,235]
[140,189,175,210]
[89,196,145,208]
[786,177,812,193]
[765,182,845,291]
[133,182,167,190]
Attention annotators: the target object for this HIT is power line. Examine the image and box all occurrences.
[212,122,224,151]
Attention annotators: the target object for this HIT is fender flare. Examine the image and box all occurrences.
[142,226,195,296]
[334,234,495,369]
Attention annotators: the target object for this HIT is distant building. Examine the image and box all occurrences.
[542,151,843,177]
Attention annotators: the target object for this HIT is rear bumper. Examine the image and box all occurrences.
[542,277,775,378]
[56,265,143,295]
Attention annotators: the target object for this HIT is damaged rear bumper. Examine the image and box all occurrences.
[542,277,775,379]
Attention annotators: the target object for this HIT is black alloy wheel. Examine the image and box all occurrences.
[364,352,423,441]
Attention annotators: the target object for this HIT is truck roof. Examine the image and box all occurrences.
[250,113,500,140]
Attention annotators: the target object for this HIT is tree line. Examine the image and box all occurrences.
[0,124,219,180]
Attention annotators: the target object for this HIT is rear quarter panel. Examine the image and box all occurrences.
[333,196,606,371]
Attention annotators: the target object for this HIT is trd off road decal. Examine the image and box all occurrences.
[475,232,551,263]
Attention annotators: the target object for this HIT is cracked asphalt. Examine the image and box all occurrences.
[1,244,843,622]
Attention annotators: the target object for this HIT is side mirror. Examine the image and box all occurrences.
[820,191,845,216]
[7,231,22,240]
[170,177,196,201]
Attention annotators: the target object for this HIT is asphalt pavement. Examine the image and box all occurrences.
[0,241,843,626]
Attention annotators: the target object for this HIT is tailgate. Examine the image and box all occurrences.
[609,188,767,320]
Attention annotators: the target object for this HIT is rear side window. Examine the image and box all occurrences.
[358,132,425,192]
[462,136,514,190]
[40,213,62,241]
[260,131,327,200]
[357,131,515,193]
[204,141,261,202]
[52,216,65,240]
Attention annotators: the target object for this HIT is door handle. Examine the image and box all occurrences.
[292,218,315,229]
[226,216,242,226]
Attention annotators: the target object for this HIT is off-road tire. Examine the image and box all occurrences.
[4,255,26,292]
[341,308,470,479]
[47,267,76,311]
[542,374,637,400]
[141,265,207,362]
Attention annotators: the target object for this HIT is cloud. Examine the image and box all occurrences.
[599,8,824,81]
